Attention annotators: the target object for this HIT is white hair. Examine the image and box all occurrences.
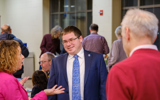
[115,26,122,37]
[121,9,158,42]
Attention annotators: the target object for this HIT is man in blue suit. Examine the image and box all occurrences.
[47,26,107,100]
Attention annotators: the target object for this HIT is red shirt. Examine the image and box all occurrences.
[107,49,160,100]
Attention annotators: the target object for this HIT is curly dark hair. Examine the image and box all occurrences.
[32,70,48,90]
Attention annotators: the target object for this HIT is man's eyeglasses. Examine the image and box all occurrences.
[39,60,51,64]
[62,37,79,44]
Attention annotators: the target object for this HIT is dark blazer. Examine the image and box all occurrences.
[47,50,108,100]
[0,33,29,58]
[0,33,29,75]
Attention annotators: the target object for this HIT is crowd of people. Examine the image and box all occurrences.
[0,8,160,100]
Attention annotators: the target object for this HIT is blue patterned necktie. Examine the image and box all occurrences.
[72,54,81,100]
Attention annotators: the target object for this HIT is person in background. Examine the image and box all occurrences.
[47,26,107,100]
[39,25,62,70]
[40,52,55,77]
[0,40,65,100]
[40,25,62,56]
[82,23,109,55]
[0,24,29,78]
[106,9,160,100]
[107,26,127,71]
[31,70,48,98]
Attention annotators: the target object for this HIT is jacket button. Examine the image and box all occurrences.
[66,91,69,93]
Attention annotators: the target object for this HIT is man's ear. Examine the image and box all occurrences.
[153,35,157,44]
[49,60,52,66]
[125,27,130,42]
[79,36,83,42]
[9,29,12,33]
[89,29,92,33]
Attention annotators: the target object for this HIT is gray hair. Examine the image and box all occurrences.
[121,9,158,42]
[51,25,62,39]
[43,52,55,61]
[115,26,121,37]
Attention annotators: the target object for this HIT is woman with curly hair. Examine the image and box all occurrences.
[31,70,48,98]
[0,40,65,100]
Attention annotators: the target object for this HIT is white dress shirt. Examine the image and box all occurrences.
[67,48,85,100]
[129,44,158,56]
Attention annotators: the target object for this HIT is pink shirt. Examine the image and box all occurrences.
[0,72,47,100]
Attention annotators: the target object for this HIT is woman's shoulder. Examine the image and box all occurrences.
[0,72,18,87]
[0,72,15,80]
[44,34,51,37]
[43,34,51,40]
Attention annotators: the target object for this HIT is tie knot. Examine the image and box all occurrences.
[74,54,78,58]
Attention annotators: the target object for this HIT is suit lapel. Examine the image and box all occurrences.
[62,53,69,84]
[84,50,92,86]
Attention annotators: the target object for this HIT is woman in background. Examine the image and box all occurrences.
[31,70,48,98]
[0,40,65,100]
[40,25,62,56]
[107,26,127,71]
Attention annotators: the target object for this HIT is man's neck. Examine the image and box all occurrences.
[1,32,10,34]
[90,31,97,34]
[117,36,122,39]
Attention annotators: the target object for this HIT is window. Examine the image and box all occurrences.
[50,0,92,37]
[122,0,138,7]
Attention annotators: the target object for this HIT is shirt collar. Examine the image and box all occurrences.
[129,44,158,56]
[91,32,97,34]
[68,48,84,59]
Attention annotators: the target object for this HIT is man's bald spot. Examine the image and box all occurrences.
[41,53,48,59]
[1,24,10,33]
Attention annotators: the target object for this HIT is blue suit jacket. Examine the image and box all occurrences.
[47,50,107,100]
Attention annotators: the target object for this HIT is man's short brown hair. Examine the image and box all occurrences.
[89,24,98,31]
[62,26,82,38]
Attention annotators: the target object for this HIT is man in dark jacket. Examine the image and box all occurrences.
[0,24,29,78]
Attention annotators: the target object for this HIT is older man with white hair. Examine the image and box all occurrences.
[106,9,160,100]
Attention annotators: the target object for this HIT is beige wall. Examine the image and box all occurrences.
[43,0,50,35]
[0,0,44,70]
[112,0,121,42]
[93,0,121,50]
[93,0,112,49]
[0,0,6,25]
